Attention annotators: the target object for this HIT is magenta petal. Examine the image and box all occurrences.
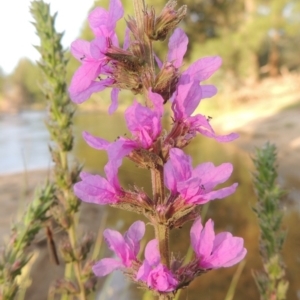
[164,149,193,194]
[123,27,130,50]
[169,148,193,181]
[146,264,178,292]
[125,100,161,148]
[144,239,160,266]
[206,236,246,268]
[74,173,118,204]
[181,56,222,83]
[109,88,120,114]
[103,229,128,264]
[183,83,203,116]
[192,218,247,270]
[136,260,152,281]
[69,77,109,104]
[148,90,164,117]
[196,163,233,187]
[201,85,218,99]
[71,39,91,61]
[164,161,177,194]
[205,131,239,143]
[90,37,107,59]
[190,218,203,252]
[197,219,215,258]
[167,28,188,68]
[124,221,145,257]
[155,53,163,69]
[202,183,238,202]
[222,248,247,267]
[173,81,203,118]
[92,258,123,276]
[83,131,109,150]
[88,7,107,34]
[108,0,124,28]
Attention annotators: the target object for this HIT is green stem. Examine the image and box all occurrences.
[155,223,170,268]
[158,294,172,300]
[151,166,164,205]
[68,224,86,300]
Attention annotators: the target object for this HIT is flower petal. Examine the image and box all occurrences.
[93,258,123,276]
[144,239,160,266]
[180,56,222,84]
[167,28,188,68]
[83,131,109,150]
[124,221,146,257]
[103,229,129,264]
[74,172,118,204]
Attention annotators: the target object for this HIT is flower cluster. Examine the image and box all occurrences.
[70,0,246,297]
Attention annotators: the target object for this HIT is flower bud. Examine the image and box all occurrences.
[59,239,75,263]
[148,1,187,41]
[153,62,180,102]
[52,279,79,295]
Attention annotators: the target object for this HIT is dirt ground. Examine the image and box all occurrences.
[0,74,299,299]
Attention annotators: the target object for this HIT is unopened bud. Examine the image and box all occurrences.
[53,278,79,294]
[149,1,187,41]
[59,239,75,263]
[153,62,180,102]
[76,233,94,261]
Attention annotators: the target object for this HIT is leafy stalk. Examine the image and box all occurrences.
[252,142,289,300]
[0,183,55,299]
[30,1,95,298]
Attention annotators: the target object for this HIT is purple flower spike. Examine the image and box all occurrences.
[93,221,145,277]
[137,240,178,292]
[190,217,247,269]
[164,148,238,205]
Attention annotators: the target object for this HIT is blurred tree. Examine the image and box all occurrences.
[0,67,4,93]
[9,58,43,104]
[177,0,300,83]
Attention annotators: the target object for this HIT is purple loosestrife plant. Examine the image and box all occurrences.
[70,0,247,299]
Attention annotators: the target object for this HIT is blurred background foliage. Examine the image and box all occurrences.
[0,0,299,109]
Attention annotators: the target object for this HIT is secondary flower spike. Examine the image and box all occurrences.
[164,148,238,205]
[190,217,247,269]
[93,221,145,276]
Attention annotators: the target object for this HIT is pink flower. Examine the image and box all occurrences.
[137,240,178,292]
[82,91,163,161]
[93,221,145,276]
[68,0,123,109]
[125,92,163,148]
[171,80,238,142]
[74,156,122,205]
[166,29,220,101]
[164,148,238,205]
[162,29,238,142]
[190,217,247,269]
